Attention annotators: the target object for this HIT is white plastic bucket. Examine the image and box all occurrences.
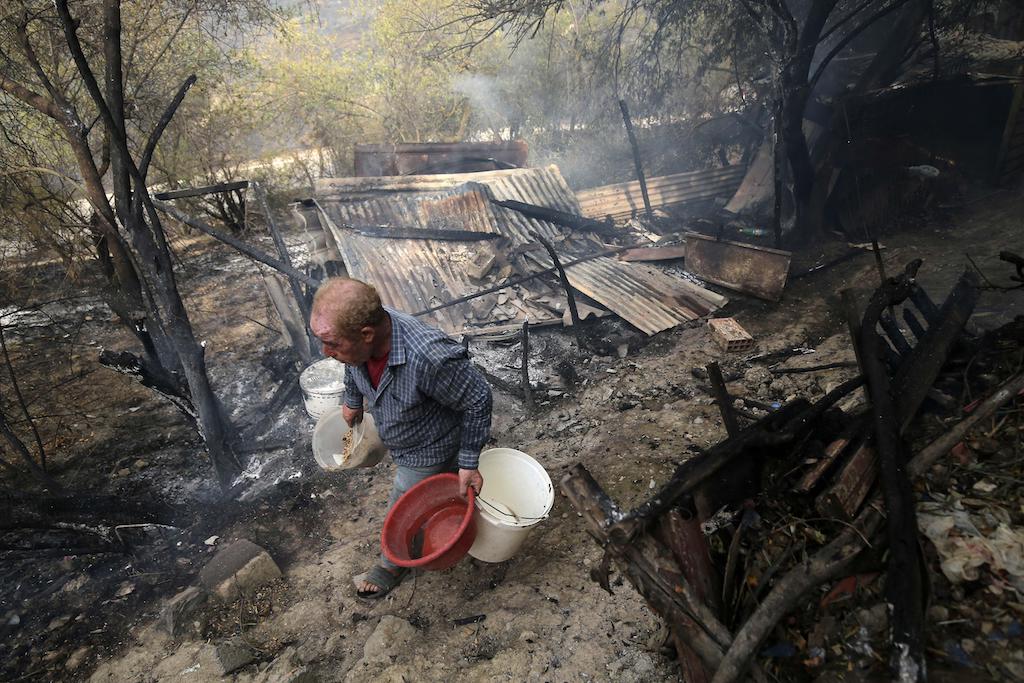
[299,358,346,419]
[312,408,387,470]
[468,448,554,563]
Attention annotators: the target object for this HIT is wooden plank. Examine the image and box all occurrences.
[153,179,249,200]
[815,443,877,520]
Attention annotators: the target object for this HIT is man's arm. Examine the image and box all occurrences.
[342,363,364,426]
[423,355,492,489]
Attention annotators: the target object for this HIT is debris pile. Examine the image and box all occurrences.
[560,257,1024,681]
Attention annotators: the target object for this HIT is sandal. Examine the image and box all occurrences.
[353,565,408,600]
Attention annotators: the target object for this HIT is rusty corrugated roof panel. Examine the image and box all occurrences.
[576,166,745,222]
[317,166,581,213]
[311,166,726,336]
[561,258,728,335]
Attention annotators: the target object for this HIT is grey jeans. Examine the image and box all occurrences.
[380,453,459,570]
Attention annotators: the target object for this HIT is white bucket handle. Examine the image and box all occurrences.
[476,496,549,523]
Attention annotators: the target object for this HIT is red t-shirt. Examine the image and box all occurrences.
[366,353,389,389]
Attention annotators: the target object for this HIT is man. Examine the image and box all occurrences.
[309,277,492,598]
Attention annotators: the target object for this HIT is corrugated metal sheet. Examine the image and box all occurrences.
[554,258,728,335]
[576,166,746,222]
[316,166,581,214]
[312,166,725,336]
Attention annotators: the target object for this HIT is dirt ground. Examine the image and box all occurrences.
[3,179,1024,682]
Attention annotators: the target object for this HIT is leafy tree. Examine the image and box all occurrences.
[0,0,280,487]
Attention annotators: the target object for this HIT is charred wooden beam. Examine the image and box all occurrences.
[848,263,928,681]
[619,98,653,217]
[707,362,740,436]
[815,441,877,519]
[561,464,731,669]
[491,198,618,238]
[892,269,981,431]
[657,509,721,683]
[153,179,249,200]
[795,414,867,493]
[714,369,1024,683]
[531,231,585,351]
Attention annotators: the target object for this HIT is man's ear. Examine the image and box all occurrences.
[360,325,375,344]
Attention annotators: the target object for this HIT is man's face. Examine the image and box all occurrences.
[311,314,374,365]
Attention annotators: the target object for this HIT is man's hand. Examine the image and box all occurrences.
[342,405,363,427]
[458,468,483,498]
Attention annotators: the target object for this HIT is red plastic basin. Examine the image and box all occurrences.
[382,473,476,571]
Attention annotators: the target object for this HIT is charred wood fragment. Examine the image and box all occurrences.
[618,99,652,217]
[707,362,740,437]
[795,414,867,493]
[99,349,196,424]
[892,269,981,431]
[491,199,618,238]
[561,464,731,670]
[848,264,929,682]
[530,231,584,351]
[608,399,812,544]
[815,441,877,520]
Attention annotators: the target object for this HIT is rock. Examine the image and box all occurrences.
[363,616,417,664]
[160,586,208,637]
[856,604,888,634]
[133,459,148,469]
[199,539,282,603]
[213,637,257,674]
[743,367,772,385]
[117,468,131,477]
[65,645,91,671]
[928,605,949,622]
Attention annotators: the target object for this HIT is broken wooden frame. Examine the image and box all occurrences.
[560,260,989,682]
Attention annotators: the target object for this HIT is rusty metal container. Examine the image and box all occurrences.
[683,232,791,301]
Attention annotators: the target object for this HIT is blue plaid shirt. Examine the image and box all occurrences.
[343,308,493,469]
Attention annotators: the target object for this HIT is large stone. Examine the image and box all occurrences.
[159,586,208,637]
[362,616,417,664]
[213,637,257,675]
[199,539,282,603]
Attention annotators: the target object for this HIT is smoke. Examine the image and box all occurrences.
[451,73,513,136]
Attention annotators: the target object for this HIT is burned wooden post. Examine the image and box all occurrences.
[618,98,653,217]
[707,362,740,436]
[530,231,585,352]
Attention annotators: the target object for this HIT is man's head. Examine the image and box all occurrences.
[310,278,388,364]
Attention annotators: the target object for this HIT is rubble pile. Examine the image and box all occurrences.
[561,257,1024,681]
